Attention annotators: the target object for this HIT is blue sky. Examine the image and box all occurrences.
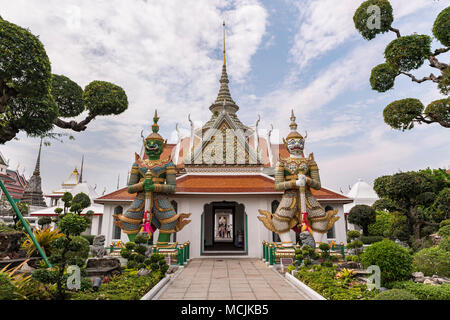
[0,0,448,196]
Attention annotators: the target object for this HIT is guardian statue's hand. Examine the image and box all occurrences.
[143,179,154,192]
[296,174,306,187]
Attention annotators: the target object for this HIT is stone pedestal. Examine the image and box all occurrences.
[85,257,121,277]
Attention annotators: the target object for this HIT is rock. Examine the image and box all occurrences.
[86,257,121,277]
[18,262,35,274]
[423,278,438,286]
[299,231,316,249]
[0,231,23,258]
[412,271,425,283]
[429,233,442,246]
[137,268,150,277]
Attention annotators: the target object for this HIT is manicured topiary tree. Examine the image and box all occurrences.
[368,211,394,237]
[353,1,450,130]
[348,205,376,236]
[0,17,128,144]
[361,240,413,286]
[32,212,92,300]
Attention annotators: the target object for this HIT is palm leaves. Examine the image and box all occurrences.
[21,226,63,257]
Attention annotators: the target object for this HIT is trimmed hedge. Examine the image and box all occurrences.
[391,281,450,300]
[361,240,413,285]
[361,236,385,244]
[374,289,417,300]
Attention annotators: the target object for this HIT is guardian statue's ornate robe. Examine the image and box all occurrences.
[258,153,339,234]
[114,153,190,236]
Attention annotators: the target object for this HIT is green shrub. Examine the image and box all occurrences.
[135,245,147,255]
[125,242,136,250]
[370,211,395,234]
[361,240,413,285]
[347,230,361,240]
[81,234,95,245]
[374,289,418,300]
[438,225,450,238]
[134,234,148,245]
[120,248,132,259]
[361,236,385,244]
[413,247,450,277]
[295,265,377,300]
[321,261,333,267]
[0,273,18,300]
[391,281,450,300]
[58,214,89,236]
[127,260,137,269]
[319,243,330,251]
[439,238,450,252]
[440,219,450,228]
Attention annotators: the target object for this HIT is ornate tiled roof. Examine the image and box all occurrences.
[95,174,352,202]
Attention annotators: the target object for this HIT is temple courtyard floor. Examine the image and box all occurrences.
[156,258,311,300]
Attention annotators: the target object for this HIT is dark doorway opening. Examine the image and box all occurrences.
[203,201,246,254]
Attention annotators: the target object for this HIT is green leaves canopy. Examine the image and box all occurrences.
[348,204,377,236]
[384,35,432,72]
[425,98,450,125]
[51,74,84,118]
[353,0,394,40]
[83,81,128,116]
[0,18,51,101]
[432,6,450,47]
[370,63,398,92]
[383,98,424,130]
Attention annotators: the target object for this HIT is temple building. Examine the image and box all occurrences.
[0,150,28,203]
[30,161,104,236]
[21,140,47,210]
[95,23,352,256]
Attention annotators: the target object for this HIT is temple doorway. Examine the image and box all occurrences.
[202,201,247,255]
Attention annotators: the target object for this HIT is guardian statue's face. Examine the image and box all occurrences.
[145,139,164,159]
[287,138,304,156]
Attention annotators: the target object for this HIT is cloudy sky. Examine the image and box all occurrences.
[1,0,448,197]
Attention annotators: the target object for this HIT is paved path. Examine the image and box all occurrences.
[157,258,310,300]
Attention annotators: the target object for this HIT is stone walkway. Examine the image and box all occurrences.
[157,258,310,300]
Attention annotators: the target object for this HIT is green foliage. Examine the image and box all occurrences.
[353,0,394,40]
[54,207,63,215]
[32,268,58,284]
[439,238,450,252]
[0,273,18,300]
[83,81,128,116]
[319,243,330,251]
[432,6,450,46]
[368,211,394,236]
[438,225,450,238]
[148,253,169,275]
[438,67,450,96]
[361,240,413,285]
[9,201,29,217]
[424,99,450,127]
[383,98,424,130]
[120,248,132,259]
[81,234,95,245]
[51,74,84,117]
[413,247,450,277]
[391,281,450,300]
[370,63,398,92]
[384,35,432,71]
[135,245,147,255]
[134,234,148,245]
[295,265,377,300]
[61,192,73,205]
[125,242,137,251]
[374,288,417,300]
[37,216,52,227]
[70,192,91,214]
[347,230,361,240]
[70,269,163,300]
[58,214,89,236]
[126,260,137,269]
[348,205,377,236]
[440,219,450,228]
[372,198,397,212]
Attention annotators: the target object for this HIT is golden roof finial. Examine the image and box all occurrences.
[222,20,226,66]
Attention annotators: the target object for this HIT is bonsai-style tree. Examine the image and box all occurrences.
[32,213,91,300]
[348,205,377,236]
[353,1,449,130]
[373,169,449,242]
[0,17,128,144]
